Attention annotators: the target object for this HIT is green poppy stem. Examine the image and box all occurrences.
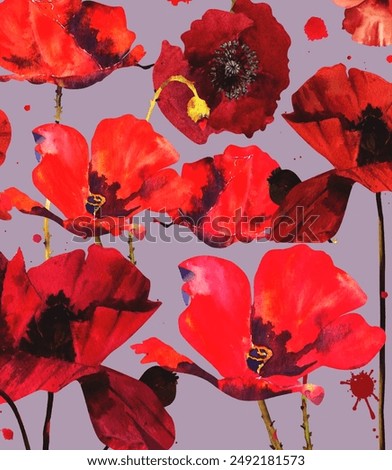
[300,375,313,450]
[376,192,386,450]
[42,392,54,450]
[128,233,136,264]
[0,389,31,450]
[257,400,283,450]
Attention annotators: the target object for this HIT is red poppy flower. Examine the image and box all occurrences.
[333,0,392,46]
[153,0,290,143]
[165,144,279,247]
[0,245,175,449]
[0,115,185,237]
[168,0,191,5]
[133,246,385,405]
[0,109,11,166]
[0,0,145,88]
[268,64,392,242]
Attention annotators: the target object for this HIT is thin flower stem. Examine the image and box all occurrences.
[376,192,386,450]
[103,445,109,450]
[54,85,63,124]
[300,376,313,450]
[43,199,52,260]
[42,392,54,450]
[0,389,31,450]
[128,233,136,264]
[94,235,103,246]
[257,400,283,450]
[231,0,236,8]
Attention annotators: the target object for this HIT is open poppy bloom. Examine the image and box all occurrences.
[0,245,175,449]
[333,0,392,46]
[153,0,290,143]
[0,114,185,238]
[165,144,280,247]
[132,246,385,405]
[0,109,11,166]
[269,64,392,242]
[0,0,145,88]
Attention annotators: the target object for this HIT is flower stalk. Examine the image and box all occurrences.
[0,389,31,450]
[258,400,283,450]
[300,376,313,450]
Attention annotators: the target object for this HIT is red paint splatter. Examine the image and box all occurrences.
[347,55,352,60]
[24,104,31,111]
[340,370,378,419]
[1,428,14,440]
[304,17,328,41]
[386,55,392,63]
[372,428,376,432]
[32,234,42,243]
[381,291,389,299]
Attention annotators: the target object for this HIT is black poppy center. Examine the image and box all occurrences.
[353,105,392,166]
[209,40,259,100]
[86,193,106,215]
[19,291,85,362]
[268,168,302,205]
[246,345,273,375]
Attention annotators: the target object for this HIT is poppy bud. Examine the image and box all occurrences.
[139,366,179,407]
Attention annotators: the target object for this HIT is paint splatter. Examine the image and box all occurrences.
[340,370,378,419]
[33,234,42,243]
[347,55,352,60]
[381,291,388,299]
[304,17,328,41]
[24,104,31,111]
[1,428,14,440]
[386,55,392,63]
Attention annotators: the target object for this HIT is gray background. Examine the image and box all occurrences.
[0,0,391,450]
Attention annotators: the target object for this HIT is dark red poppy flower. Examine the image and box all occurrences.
[153,0,290,143]
[0,115,185,237]
[166,144,279,247]
[0,0,145,88]
[133,246,385,405]
[0,245,175,449]
[0,109,11,166]
[333,0,392,46]
[168,0,191,5]
[268,64,392,242]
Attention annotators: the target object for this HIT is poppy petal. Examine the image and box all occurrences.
[27,245,161,365]
[333,1,363,6]
[178,256,252,377]
[342,0,392,46]
[79,367,175,450]
[32,123,89,219]
[90,115,179,201]
[175,145,279,247]
[218,375,324,405]
[0,351,95,402]
[336,162,392,192]
[0,0,144,88]
[252,246,367,358]
[298,313,386,371]
[0,109,11,166]
[269,171,354,243]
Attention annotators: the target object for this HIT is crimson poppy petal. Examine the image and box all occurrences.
[27,245,160,365]
[0,351,95,403]
[153,41,215,144]
[0,0,144,88]
[341,0,392,46]
[79,367,175,450]
[174,145,279,247]
[218,375,324,405]
[178,256,252,378]
[333,0,363,6]
[0,110,11,166]
[32,123,89,219]
[90,115,179,201]
[298,313,386,371]
[252,246,367,359]
[336,162,392,192]
[269,171,354,243]
[0,187,63,226]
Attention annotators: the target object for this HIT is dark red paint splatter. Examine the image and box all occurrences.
[24,105,31,111]
[32,234,42,243]
[386,55,392,63]
[304,17,328,41]
[381,291,388,299]
[347,55,352,60]
[340,370,378,420]
[1,428,14,440]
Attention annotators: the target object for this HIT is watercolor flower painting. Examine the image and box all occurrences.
[0,0,390,454]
